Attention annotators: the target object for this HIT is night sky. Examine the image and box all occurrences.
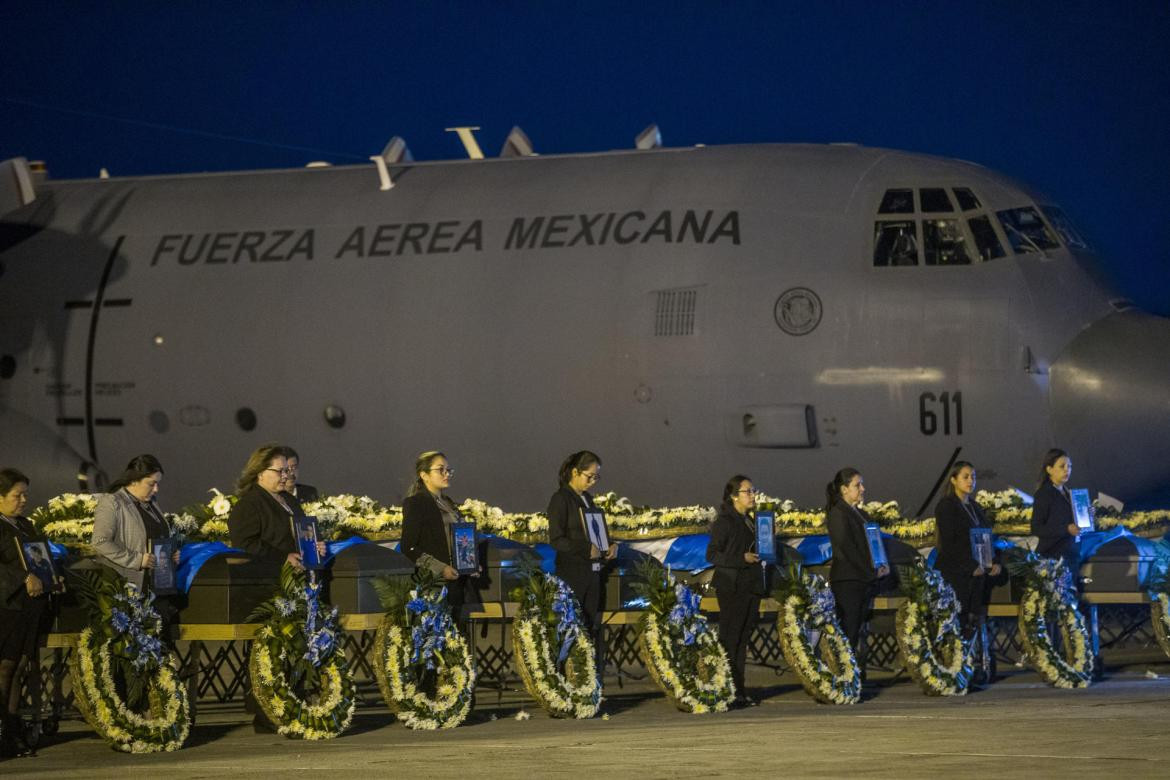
[2,1,1168,314]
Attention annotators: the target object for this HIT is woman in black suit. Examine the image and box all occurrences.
[401,451,474,617]
[228,444,312,569]
[705,474,766,707]
[934,461,1002,682]
[546,451,616,677]
[0,468,55,758]
[825,467,889,660]
[1030,448,1080,573]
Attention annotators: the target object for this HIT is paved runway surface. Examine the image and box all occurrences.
[5,660,1169,779]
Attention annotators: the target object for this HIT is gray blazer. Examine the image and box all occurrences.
[91,489,173,589]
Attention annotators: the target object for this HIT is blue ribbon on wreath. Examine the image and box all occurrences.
[406,586,451,670]
[667,583,706,646]
[550,577,581,664]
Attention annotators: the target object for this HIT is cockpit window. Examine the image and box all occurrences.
[919,188,954,213]
[873,221,918,266]
[923,220,971,265]
[953,187,981,211]
[996,207,1060,254]
[1040,205,1089,250]
[967,216,1006,261]
[878,189,915,214]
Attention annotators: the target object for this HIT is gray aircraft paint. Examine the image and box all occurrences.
[1,143,1167,513]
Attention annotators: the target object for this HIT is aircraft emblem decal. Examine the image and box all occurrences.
[774,287,822,336]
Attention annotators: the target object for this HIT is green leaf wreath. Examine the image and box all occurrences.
[370,571,476,729]
[771,562,861,705]
[247,565,356,739]
[510,560,601,719]
[894,561,973,696]
[68,568,191,753]
[1143,539,1170,660]
[1007,551,1093,688]
[629,560,734,713]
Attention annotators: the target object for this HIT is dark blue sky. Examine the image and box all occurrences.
[3,1,1168,313]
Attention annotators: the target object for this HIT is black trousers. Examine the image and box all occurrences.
[561,567,605,674]
[717,591,759,695]
[831,579,873,654]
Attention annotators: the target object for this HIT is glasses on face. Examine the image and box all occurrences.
[265,468,294,477]
[737,488,759,495]
[428,467,454,477]
[579,471,600,484]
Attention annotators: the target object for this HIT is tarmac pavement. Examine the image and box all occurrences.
[5,659,1169,779]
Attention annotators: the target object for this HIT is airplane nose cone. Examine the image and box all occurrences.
[1049,310,1170,500]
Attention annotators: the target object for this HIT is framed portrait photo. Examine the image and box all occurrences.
[969,529,994,569]
[450,521,479,575]
[150,537,178,595]
[291,515,323,570]
[755,511,777,563]
[1070,488,1094,531]
[584,509,609,554]
[864,523,889,570]
[18,539,62,593]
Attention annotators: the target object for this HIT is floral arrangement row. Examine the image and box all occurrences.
[29,487,1170,549]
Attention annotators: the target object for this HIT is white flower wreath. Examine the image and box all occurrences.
[633,564,734,713]
[1151,592,1170,660]
[511,568,601,719]
[247,567,357,739]
[895,563,973,696]
[773,565,861,705]
[1013,556,1092,688]
[371,575,476,730]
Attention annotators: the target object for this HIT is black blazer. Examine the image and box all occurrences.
[934,495,990,592]
[401,492,456,566]
[0,515,51,610]
[1031,482,1076,558]
[706,504,767,598]
[546,486,603,578]
[827,502,878,584]
[293,483,319,504]
[228,485,303,564]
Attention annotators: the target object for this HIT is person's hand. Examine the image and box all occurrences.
[1067,523,1081,536]
[141,552,156,569]
[316,540,327,558]
[973,565,985,576]
[25,573,44,597]
[589,543,601,560]
[744,551,760,564]
[877,564,890,577]
[441,565,459,581]
[606,542,618,560]
[172,549,182,565]
[990,563,1002,577]
[286,552,304,571]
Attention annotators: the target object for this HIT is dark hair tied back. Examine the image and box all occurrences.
[0,467,30,497]
[108,454,164,493]
[1036,448,1069,491]
[824,467,861,515]
[558,450,601,488]
[721,475,751,509]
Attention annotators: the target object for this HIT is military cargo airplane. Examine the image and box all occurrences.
[1,127,1167,515]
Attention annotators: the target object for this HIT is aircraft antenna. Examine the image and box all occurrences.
[445,126,485,159]
[369,136,412,191]
[636,124,662,150]
[500,126,536,157]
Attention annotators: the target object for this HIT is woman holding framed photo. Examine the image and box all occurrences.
[401,451,476,618]
[228,444,316,570]
[0,468,56,758]
[934,461,1003,683]
[1030,448,1080,573]
[705,474,767,707]
[825,467,889,661]
[546,451,616,677]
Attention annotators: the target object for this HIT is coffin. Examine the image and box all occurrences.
[604,547,655,611]
[1079,533,1159,593]
[325,541,414,613]
[183,552,281,624]
[469,535,539,606]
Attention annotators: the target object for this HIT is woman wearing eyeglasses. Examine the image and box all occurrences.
[825,467,889,661]
[706,475,767,707]
[546,451,616,677]
[228,444,308,569]
[401,451,475,616]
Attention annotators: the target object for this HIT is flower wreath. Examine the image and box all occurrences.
[371,572,476,729]
[69,570,191,753]
[510,564,601,719]
[1010,554,1092,688]
[1144,545,1170,660]
[631,561,734,713]
[895,562,973,696]
[247,566,356,739]
[771,563,861,705]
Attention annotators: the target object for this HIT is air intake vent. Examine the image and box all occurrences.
[654,288,698,336]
